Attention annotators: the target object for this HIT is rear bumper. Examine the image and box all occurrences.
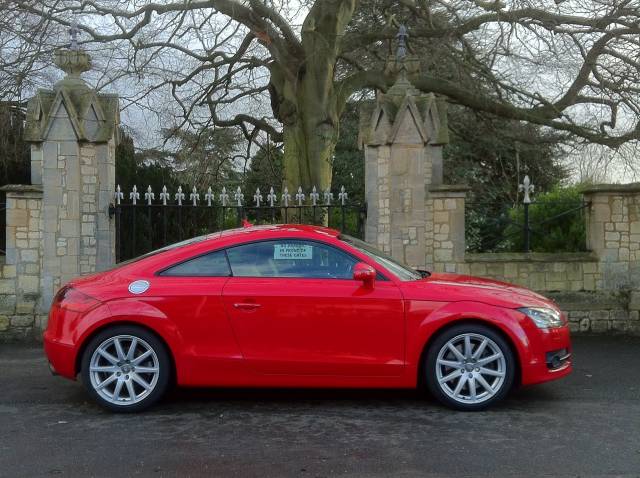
[43,331,77,380]
[521,325,572,386]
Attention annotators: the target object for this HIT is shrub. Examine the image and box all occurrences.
[506,186,587,253]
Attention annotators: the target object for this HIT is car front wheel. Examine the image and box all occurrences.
[80,325,170,412]
[425,324,515,411]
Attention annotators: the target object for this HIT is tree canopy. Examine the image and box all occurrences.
[6,0,640,188]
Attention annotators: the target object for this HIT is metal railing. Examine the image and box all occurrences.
[110,185,366,262]
[465,199,590,253]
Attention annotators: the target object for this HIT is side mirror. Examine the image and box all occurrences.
[353,262,376,288]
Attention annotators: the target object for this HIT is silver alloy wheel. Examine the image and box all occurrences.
[89,335,160,406]
[435,333,507,404]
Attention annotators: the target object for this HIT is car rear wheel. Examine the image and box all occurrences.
[80,325,170,412]
[425,324,515,411]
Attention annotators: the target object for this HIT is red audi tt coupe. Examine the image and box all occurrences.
[44,224,572,412]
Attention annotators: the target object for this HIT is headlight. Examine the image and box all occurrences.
[518,307,564,329]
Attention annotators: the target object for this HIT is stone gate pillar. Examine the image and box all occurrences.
[359,54,467,271]
[24,46,119,310]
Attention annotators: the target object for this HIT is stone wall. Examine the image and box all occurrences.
[427,184,640,335]
[583,184,640,290]
[0,186,46,339]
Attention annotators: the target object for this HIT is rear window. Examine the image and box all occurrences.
[160,250,231,277]
[108,233,220,270]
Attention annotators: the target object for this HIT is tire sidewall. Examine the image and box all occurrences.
[425,323,515,411]
[80,325,171,413]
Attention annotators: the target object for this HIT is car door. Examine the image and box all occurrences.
[221,239,405,377]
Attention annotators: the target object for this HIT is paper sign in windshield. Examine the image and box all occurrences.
[274,243,313,260]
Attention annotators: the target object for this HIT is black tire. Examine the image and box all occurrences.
[425,323,515,411]
[80,325,171,413]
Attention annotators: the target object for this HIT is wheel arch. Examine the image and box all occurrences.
[416,318,522,389]
[74,321,177,382]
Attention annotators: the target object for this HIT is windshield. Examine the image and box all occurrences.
[339,234,424,281]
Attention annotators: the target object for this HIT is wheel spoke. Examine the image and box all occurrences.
[112,379,124,401]
[479,367,505,377]
[469,377,477,400]
[125,380,136,400]
[464,335,472,359]
[472,338,488,360]
[135,366,159,374]
[477,352,503,367]
[475,373,494,396]
[96,373,117,390]
[452,374,467,396]
[131,373,152,391]
[132,349,153,365]
[90,365,119,373]
[114,338,126,361]
[439,369,463,384]
[447,343,465,362]
[437,359,463,369]
[97,349,119,365]
[126,338,138,361]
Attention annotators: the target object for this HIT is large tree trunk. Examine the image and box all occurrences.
[281,94,339,193]
[269,0,357,193]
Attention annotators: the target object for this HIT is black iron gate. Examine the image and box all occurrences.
[110,185,366,262]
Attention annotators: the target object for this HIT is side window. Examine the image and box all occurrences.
[226,240,358,279]
[160,250,230,277]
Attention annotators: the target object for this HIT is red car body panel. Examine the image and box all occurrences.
[44,224,572,390]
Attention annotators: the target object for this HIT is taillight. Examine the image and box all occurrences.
[53,286,100,313]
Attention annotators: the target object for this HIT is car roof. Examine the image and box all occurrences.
[218,223,341,239]
[97,224,344,279]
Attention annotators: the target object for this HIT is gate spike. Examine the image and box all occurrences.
[115,185,123,205]
[129,185,140,205]
[254,187,263,207]
[519,175,535,204]
[190,186,200,206]
[296,186,305,206]
[159,185,170,206]
[175,185,185,206]
[310,186,320,206]
[205,187,214,206]
[145,185,155,205]
[338,186,348,206]
[324,188,333,206]
[234,186,244,207]
[220,187,229,206]
[282,187,291,207]
[267,187,277,207]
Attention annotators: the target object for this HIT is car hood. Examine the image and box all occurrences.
[400,273,558,310]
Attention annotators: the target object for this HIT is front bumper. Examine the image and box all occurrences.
[521,324,572,386]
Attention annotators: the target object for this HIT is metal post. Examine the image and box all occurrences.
[162,207,167,247]
[147,205,152,251]
[523,202,530,253]
[131,207,136,258]
[116,206,121,262]
[519,175,534,253]
[236,206,243,227]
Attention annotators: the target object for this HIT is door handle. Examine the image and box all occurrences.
[233,302,261,310]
